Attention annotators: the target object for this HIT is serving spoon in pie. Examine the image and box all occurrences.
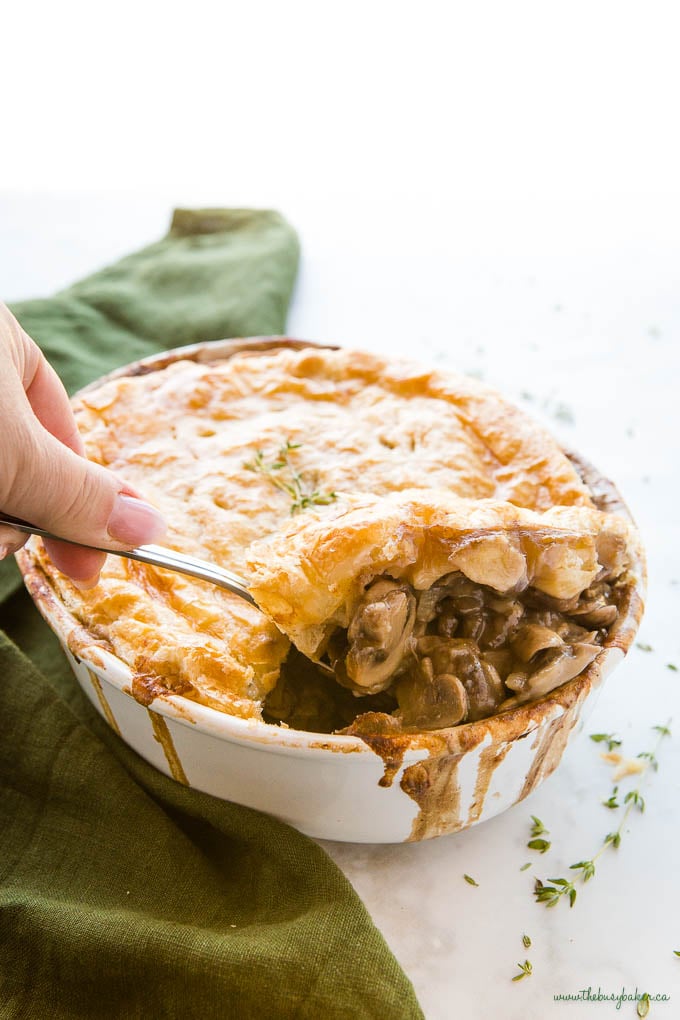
[1,512,336,678]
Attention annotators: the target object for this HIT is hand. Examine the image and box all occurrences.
[0,303,166,587]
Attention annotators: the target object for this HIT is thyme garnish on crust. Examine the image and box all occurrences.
[244,440,338,515]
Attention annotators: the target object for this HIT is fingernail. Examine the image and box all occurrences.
[72,574,101,592]
[107,494,167,546]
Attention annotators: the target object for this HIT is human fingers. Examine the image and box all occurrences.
[0,308,166,584]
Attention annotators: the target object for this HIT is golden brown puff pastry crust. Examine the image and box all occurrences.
[246,489,642,661]
[35,345,611,720]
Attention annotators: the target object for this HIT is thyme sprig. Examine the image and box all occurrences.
[534,721,672,909]
[534,876,577,909]
[244,440,337,515]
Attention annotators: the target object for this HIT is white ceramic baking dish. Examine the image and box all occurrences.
[16,339,645,843]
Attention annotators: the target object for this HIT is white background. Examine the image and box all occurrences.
[2,1,679,204]
[1,3,680,1017]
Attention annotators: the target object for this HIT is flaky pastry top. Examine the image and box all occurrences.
[246,489,641,661]
[33,344,620,718]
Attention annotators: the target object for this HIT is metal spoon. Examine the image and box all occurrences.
[1,512,335,677]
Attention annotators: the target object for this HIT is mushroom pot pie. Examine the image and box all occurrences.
[27,342,644,738]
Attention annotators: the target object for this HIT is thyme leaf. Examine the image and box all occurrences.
[624,789,645,813]
[244,440,338,515]
[512,959,532,982]
[590,733,622,752]
[463,874,479,887]
[570,860,596,881]
[602,786,620,809]
[637,751,659,771]
[527,816,551,854]
[527,838,551,854]
[530,816,549,838]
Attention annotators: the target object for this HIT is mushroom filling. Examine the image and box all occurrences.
[324,570,623,731]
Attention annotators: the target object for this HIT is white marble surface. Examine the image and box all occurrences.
[2,192,679,1018]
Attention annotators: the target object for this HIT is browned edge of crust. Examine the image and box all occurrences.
[15,338,646,758]
[74,337,340,394]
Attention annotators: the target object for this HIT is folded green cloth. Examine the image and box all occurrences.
[0,210,424,1019]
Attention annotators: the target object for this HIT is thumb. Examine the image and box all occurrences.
[0,305,166,585]
[6,416,166,585]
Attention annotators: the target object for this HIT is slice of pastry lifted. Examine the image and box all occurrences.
[246,490,643,731]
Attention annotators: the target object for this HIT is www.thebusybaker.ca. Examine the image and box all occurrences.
[553,987,670,1009]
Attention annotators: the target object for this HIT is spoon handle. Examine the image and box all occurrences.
[0,512,256,606]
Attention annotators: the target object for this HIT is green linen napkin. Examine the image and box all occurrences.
[0,210,424,1020]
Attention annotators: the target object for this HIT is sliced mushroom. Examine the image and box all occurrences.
[505,670,530,693]
[456,606,485,643]
[480,597,524,649]
[569,583,619,628]
[435,577,485,642]
[511,623,564,663]
[473,660,506,721]
[520,587,581,616]
[328,534,622,732]
[436,597,461,638]
[416,586,444,624]
[482,648,515,680]
[553,619,597,644]
[416,636,505,721]
[345,579,416,694]
[572,604,618,628]
[396,660,469,730]
[520,641,601,701]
